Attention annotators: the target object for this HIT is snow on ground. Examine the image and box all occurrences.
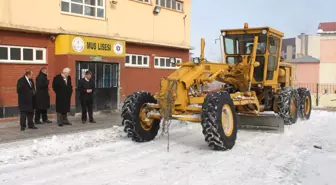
[0,110,335,185]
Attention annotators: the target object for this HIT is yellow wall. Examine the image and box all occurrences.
[319,63,336,83]
[0,0,190,49]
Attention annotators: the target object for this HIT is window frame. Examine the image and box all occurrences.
[60,0,106,20]
[0,45,47,64]
[154,56,182,69]
[125,54,150,68]
[156,0,184,12]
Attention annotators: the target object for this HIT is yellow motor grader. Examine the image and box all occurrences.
[121,23,312,151]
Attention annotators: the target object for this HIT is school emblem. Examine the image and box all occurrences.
[113,42,123,55]
[72,37,85,52]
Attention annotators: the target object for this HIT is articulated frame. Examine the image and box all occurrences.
[145,37,262,123]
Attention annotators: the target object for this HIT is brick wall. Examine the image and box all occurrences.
[0,30,55,108]
[121,42,189,100]
[0,30,189,117]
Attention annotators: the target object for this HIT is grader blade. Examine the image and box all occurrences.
[237,112,284,133]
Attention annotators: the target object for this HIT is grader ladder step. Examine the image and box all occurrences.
[237,112,284,133]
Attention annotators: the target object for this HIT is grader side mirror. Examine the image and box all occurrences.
[254,61,260,67]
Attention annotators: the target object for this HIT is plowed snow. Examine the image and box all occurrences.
[0,110,335,185]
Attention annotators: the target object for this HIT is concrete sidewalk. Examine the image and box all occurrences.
[0,112,122,144]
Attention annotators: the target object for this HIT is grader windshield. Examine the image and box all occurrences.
[221,27,282,82]
[224,34,267,55]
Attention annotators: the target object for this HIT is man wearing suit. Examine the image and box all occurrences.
[78,70,96,123]
[16,70,38,131]
[34,67,52,124]
[52,67,73,127]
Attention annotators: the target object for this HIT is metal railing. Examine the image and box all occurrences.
[295,83,336,106]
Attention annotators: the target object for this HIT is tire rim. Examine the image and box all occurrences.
[290,97,297,117]
[139,104,153,131]
[304,96,311,115]
[221,104,234,137]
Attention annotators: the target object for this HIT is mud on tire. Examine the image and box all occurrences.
[277,87,299,125]
[297,88,312,120]
[201,91,238,151]
[121,91,160,142]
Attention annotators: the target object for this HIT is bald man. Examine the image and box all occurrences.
[52,68,73,126]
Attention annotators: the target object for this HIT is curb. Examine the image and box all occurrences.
[0,110,121,123]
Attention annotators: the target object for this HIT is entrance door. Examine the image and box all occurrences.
[75,61,119,113]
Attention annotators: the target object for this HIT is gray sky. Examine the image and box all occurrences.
[190,0,336,61]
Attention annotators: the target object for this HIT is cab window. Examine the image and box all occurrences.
[267,36,280,80]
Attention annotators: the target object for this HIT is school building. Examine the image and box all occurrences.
[0,0,191,118]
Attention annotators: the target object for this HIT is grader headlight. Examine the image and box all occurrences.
[193,57,201,65]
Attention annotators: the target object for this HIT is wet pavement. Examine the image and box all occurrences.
[0,112,122,144]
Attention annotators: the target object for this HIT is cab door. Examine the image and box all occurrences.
[265,35,281,85]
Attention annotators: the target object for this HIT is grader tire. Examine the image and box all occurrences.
[277,87,299,125]
[297,88,312,120]
[201,91,238,151]
[121,91,160,142]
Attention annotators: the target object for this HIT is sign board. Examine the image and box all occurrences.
[55,35,126,57]
[90,56,103,61]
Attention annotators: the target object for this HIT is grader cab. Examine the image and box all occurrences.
[121,23,312,151]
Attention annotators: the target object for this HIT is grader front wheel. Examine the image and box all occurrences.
[121,91,161,142]
[201,91,238,151]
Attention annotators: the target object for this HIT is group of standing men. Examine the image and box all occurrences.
[16,67,96,131]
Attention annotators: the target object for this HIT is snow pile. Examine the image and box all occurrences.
[0,125,125,165]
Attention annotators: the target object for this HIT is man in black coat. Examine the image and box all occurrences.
[17,70,38,131]
[78,70,96,123]
[52,67,73,127]
[34,67,52,124]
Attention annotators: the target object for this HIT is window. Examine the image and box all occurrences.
[223,34,267,55]
[154,56,182,69]
[267,36,280,80]
[226,56,242,65]
[111,64,119,87]
[156,0,183,12]
[136,0,151,3]
[269,36,280,55]
[125,54,150,67]
[61,0,105,19]
[104,64,111,88]
[0,45,46,64]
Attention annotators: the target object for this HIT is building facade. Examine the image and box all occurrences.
[290,56,320,85]
[317,22,336,84]
[295,33,320,59]
[281,38,296,61]
[282,33,320,61]
[0,0,191,118]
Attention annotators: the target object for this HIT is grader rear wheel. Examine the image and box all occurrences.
[298,88,312,120]
[121,91,161,142]
[201,91,238,151]
[277,87,299,125]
